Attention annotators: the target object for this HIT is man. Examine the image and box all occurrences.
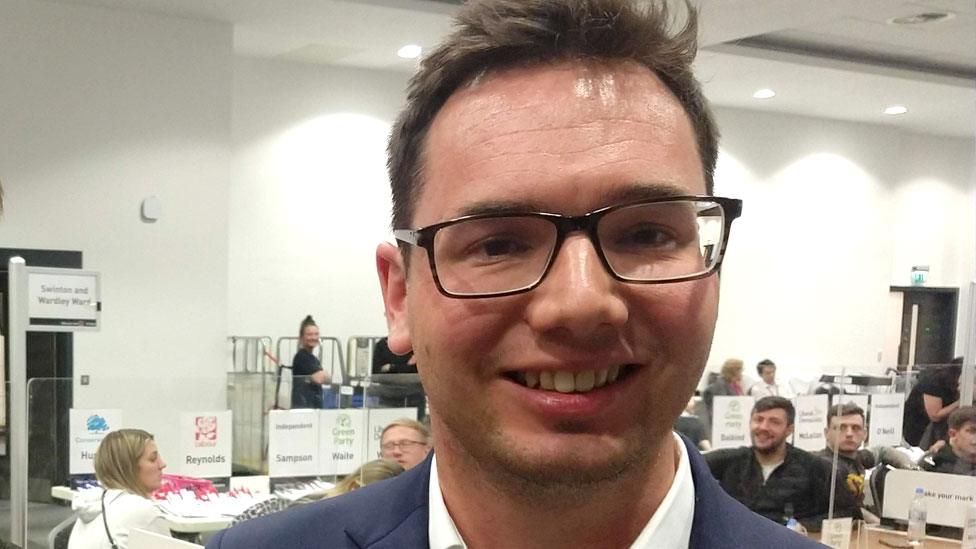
[749,359,794,398]
[706,396,855,532]
[921,405,976,475]
[815,403,870,474]
[208,1,819,547]
[379,419,431,470]
[814,402,873,512]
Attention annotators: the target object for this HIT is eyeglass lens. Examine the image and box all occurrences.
[430,199,726,296]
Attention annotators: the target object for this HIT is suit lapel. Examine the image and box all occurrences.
[342,454,432,549]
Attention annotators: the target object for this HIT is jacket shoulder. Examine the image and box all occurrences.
[207,458,431,549]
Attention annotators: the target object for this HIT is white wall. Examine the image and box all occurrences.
[229,58,409,350]
[0,0,233,453]
[710,107,975,385]
[228,60,974,387]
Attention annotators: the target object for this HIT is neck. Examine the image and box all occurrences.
[435,433,679,549]
[754,443,788,466]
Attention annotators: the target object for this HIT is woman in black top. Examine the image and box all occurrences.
[291,315,329,409]
[902,360,961,448]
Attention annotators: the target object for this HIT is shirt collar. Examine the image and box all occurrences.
[428,432,695,549]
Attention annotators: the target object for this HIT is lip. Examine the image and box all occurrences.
[499,363,642,420]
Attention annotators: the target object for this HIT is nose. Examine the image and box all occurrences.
[160,458,167,470]
[525,234,628,343]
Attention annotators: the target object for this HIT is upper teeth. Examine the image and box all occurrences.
[521,366,622,393]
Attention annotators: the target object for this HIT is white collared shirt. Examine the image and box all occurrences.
[749,381,794,399]
[428,432,695,549]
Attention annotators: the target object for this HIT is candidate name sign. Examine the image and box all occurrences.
[268,409,319,477]
[179,411,232,478]
[319,410,367,476]
[70,408,122,474]
[793,394,828,451]
[712,396,754,450]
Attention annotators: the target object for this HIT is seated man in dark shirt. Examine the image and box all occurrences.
[815,403,871,505]
[921,405,976,476]
[706,396,856,532]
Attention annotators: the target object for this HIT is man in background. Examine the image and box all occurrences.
[921,405,976,475]
[706,396,855,532]
[378,418,431,471]
[749,359,794,398]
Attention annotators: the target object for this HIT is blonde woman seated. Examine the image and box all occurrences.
[69,429,170,549]
[233,460,405,524]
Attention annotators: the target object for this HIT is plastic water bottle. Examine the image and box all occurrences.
[962,501,976,549]
[907,487,927,546]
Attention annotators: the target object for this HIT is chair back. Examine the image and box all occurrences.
[47,516,75,549]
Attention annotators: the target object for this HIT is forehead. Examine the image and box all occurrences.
[141,440,158,456]
[382,425,419,440]
[752,408,787,421]
[417,60,705,223]
[829,413,864,426]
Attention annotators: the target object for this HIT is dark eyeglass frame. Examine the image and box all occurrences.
[380,440,428,452]
[393,195,743,299]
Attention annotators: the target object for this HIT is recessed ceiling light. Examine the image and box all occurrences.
[888,12,954,25]
[752,88,776,100]
[884,106,908,115]
[397,44,422,59]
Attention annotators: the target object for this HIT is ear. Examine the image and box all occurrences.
[786,423,795,438]
[376,242,412,355]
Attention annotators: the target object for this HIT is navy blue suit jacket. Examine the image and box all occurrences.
[207,435,824,548]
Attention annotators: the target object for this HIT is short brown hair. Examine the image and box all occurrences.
[387,0,717,230]
[94,429,156,497]
[948,405,976,432]
[753,396,795,426]
[826,402,865,424]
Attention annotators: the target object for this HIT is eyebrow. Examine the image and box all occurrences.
[452,182,698,219]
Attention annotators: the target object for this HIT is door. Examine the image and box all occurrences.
[891,286,958,367]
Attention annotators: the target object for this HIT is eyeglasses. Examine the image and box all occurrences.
[394,195,742,298]
[380,440,427,452]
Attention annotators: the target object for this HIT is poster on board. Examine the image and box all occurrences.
[711,396,754,450]
[178,411,232,478]
[319,409,367,476]
[70,408,122,474]
[268,409,319,477]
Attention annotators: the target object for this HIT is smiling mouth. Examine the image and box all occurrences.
[505,365,637,394]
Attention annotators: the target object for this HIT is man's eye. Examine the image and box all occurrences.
[481,238,526,256]
[615,224,676,248]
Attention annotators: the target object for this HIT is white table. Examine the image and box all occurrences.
[51,486,233,534]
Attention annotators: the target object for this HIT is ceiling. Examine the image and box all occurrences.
[45,0,976,137]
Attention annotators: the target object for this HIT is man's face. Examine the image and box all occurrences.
[760,365,776,385]
[949,421,976,463]
[377,61,717,488]
[750,408,794,454]
[380,425,431,470]
[824,413,866,456]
